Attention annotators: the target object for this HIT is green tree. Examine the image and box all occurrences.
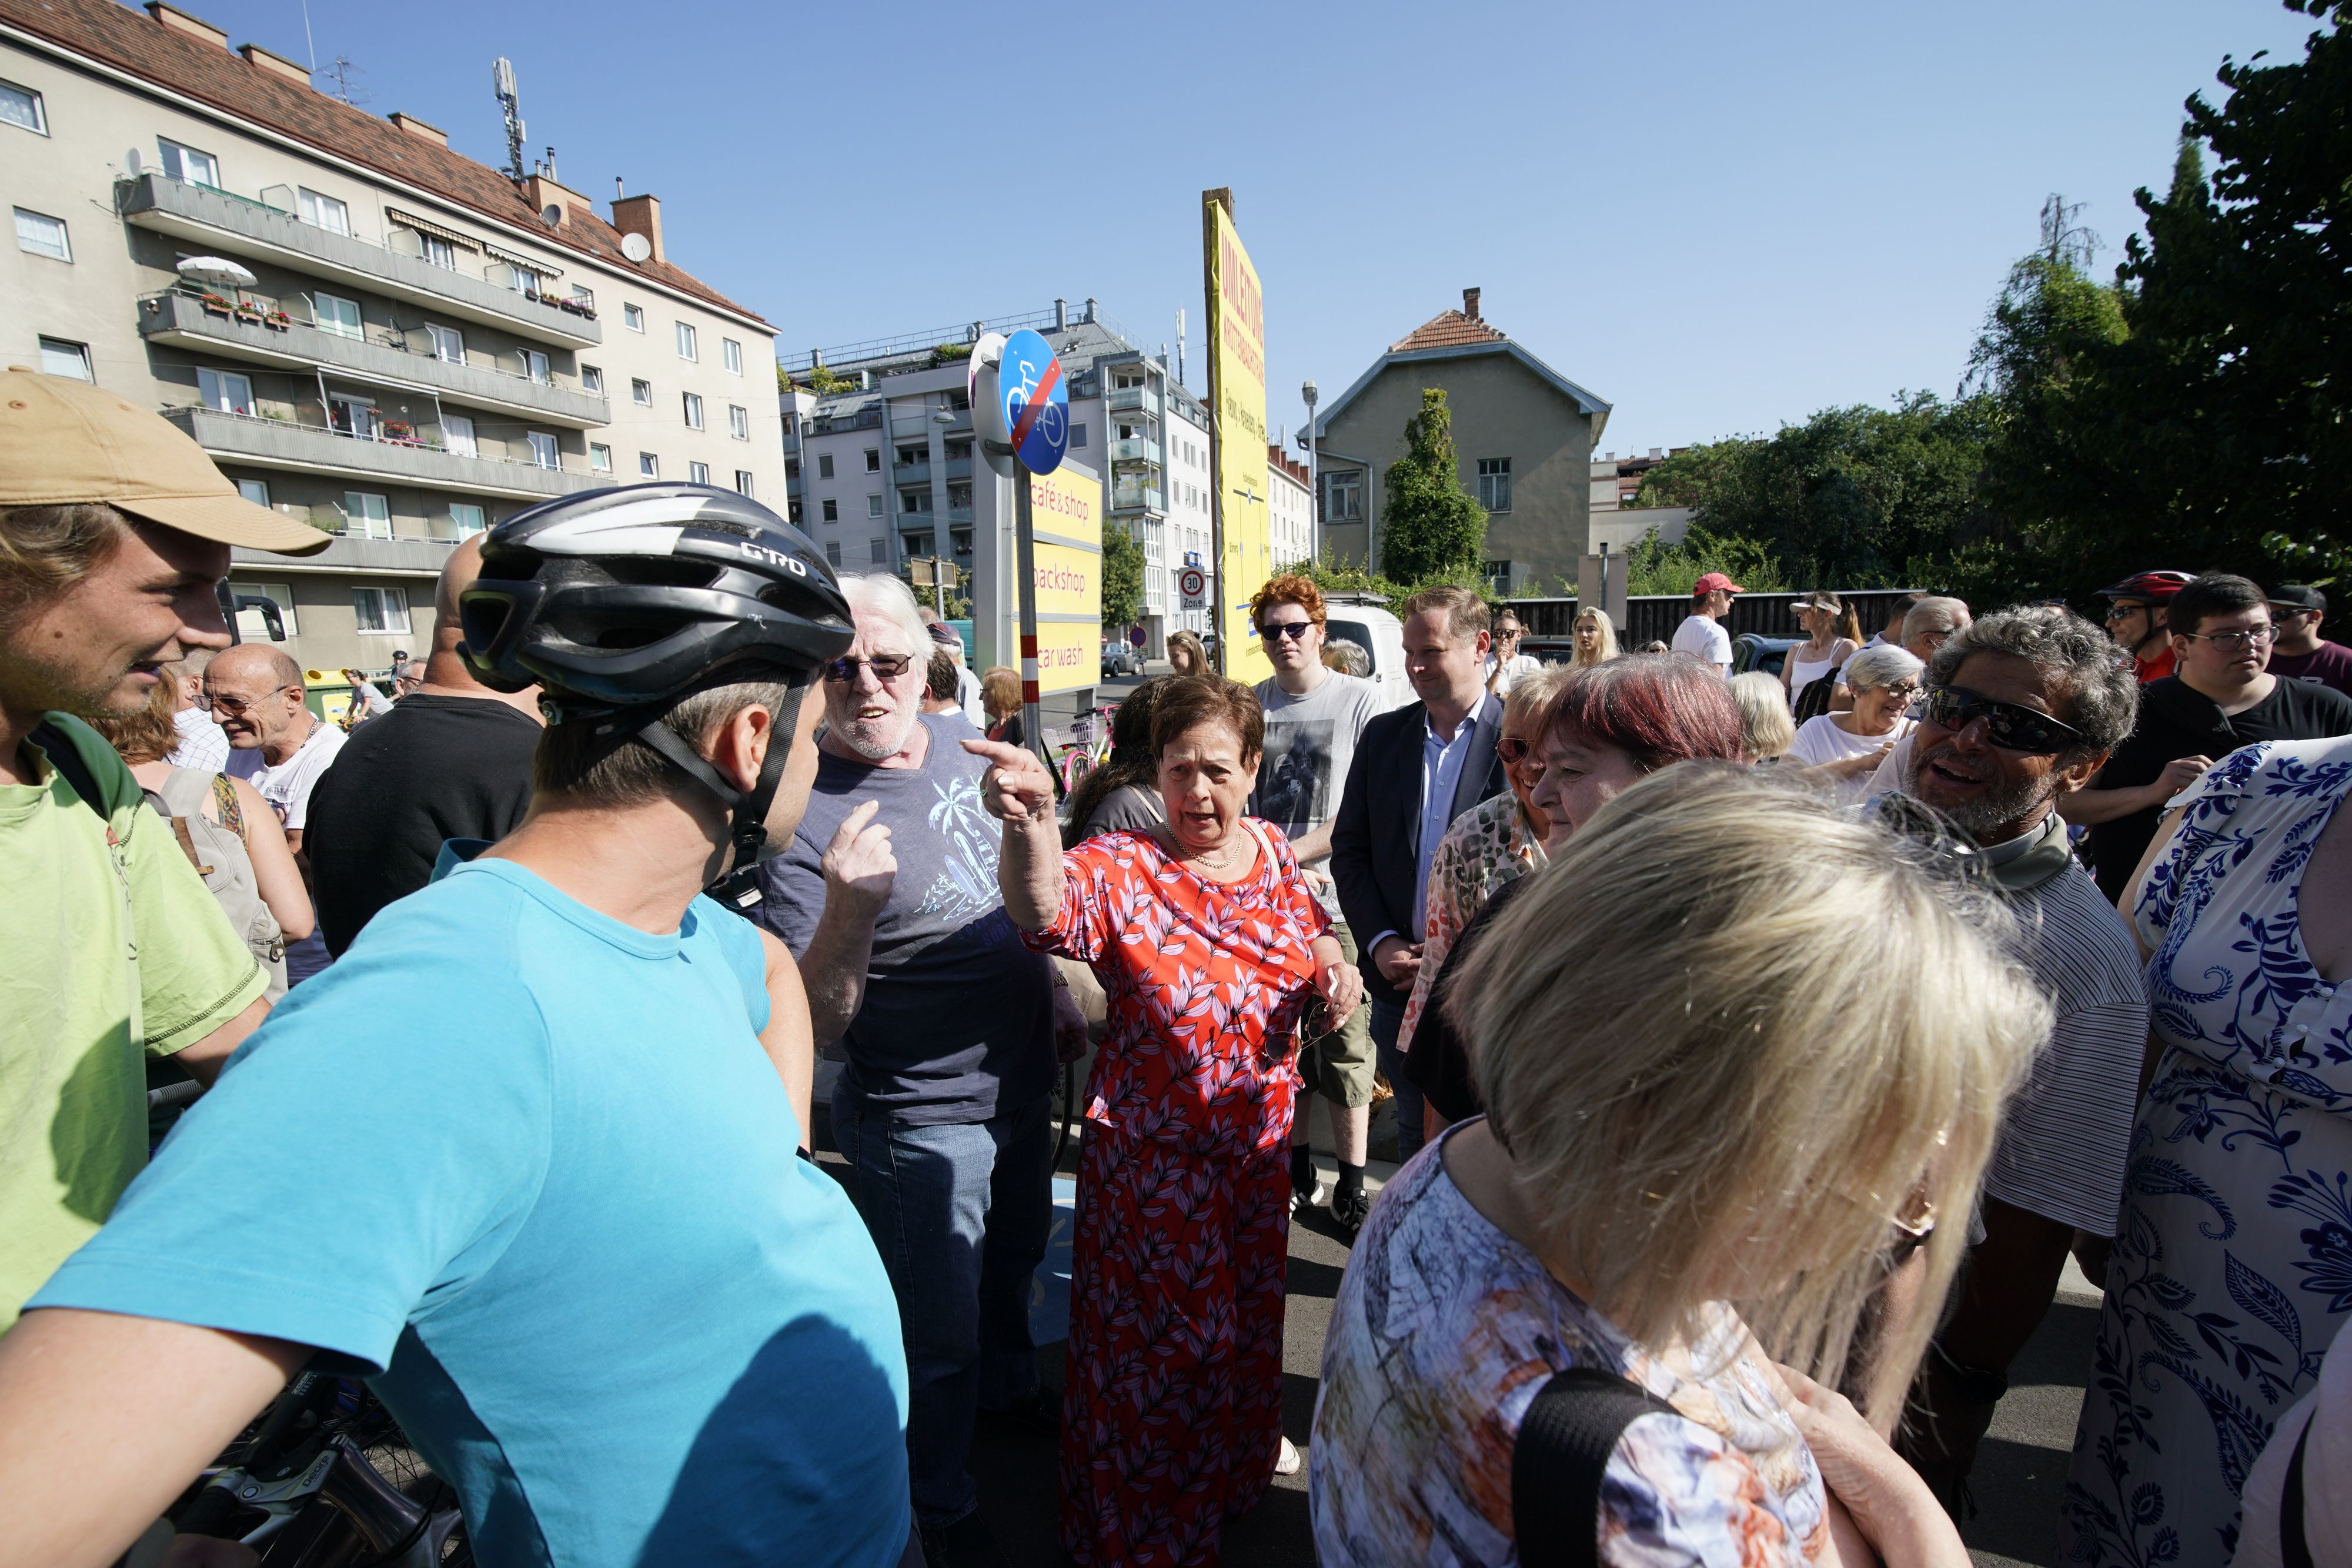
[1378,389,1488,583]
[1101,520,1144,630]
[1621,526,1792,597]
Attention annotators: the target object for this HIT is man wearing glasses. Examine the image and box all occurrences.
[1884,605,2149,1511]
[754,571,1080,1568]
[2072,573,2352,903]
[2095,569,2193,684]
[209,643,346,985]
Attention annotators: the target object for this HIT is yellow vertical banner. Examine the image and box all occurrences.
[1027,462,1102,697]
[1203,190,1272,686]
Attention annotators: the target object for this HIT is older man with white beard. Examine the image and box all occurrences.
[755,572,1079,1568]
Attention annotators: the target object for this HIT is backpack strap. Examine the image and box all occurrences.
[168,814,215,877]
[211,772,247,841]
[1514,1366,1681,1568]
[29,720,107,817]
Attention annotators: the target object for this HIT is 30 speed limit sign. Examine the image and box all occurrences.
[1177,566,1207,610]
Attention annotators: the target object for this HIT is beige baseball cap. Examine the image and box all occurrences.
[0,366,329,554]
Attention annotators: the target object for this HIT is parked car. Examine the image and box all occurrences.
[1100,640,1141,680]
[1732,634,1802,679]
[1322,599,1414,711]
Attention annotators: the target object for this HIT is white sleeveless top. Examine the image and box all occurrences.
[1783,643,1847,709]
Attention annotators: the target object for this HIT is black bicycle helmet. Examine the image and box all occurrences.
[459,483,853,907]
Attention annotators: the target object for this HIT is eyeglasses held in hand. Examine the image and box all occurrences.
[820,654,914,683]
[2176,626,2277,654]
[1920,686,2085,755]
[1258,621,1314,643]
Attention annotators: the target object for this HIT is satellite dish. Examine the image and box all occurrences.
[541,204,562,226]
[620,232,652,264]
[125,148,142,177]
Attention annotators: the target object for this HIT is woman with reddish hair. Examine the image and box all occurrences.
[1404,654,1746,1128]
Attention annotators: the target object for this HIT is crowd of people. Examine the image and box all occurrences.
[2,358,2350,1568]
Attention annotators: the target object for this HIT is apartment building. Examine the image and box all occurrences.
[1309,287,1611,596]
[1589,447,1693,553]
[779,300,1214,663]
[1267,443,1312,573]
[1,0,785,675]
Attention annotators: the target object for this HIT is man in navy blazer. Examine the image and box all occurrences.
[1330,585,1509,1165]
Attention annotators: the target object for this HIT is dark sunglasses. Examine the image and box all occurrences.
[1258,621,1315,643]
[1920,685,2084,755]
[820,654,914,683]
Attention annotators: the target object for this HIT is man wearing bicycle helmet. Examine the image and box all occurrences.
[0,486,919,1568]
[2097,569,2192,684]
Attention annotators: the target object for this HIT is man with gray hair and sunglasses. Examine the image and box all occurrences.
[1877,604,2150,1512]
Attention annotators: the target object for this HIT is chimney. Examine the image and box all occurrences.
[528,172,582,223]
[1648,447,1663,459]
[611,193,663,264]
[1053,298,1068,330]
[1462,287,1482,321]
[239,42,310,84]
[1084,297,1097,323]
[389,112,447,148]
[146,2,228,47]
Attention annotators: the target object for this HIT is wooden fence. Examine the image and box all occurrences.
[1512,590,1923,655]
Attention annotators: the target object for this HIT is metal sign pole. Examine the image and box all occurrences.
[1014,463,1045,767]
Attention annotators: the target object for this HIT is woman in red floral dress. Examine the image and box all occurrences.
[966,676,1362,1568]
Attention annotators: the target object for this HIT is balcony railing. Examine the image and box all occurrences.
[139,289,607,428]
[1110,437,1162,465]
[1110,486,1165,514]
[119,173,600,348]
[894,462,932,487]
[809,407,883,435]
[165,404,603,501]
[1106,386,1152,414]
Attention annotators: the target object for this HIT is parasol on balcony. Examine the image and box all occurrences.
[176,256,259,290]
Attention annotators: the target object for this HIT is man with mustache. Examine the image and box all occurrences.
[1886,604,2150,1511]
[208,643,345,985]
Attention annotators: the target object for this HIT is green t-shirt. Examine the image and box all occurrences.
[0,713,266,1328]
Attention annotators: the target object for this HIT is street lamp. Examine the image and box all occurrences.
[1301,379,1319,564]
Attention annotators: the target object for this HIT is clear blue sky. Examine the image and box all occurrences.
[185,0,2321,457]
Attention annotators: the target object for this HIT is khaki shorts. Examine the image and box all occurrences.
[1297,922,1376,1108]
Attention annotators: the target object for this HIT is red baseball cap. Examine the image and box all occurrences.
[1692,571,1745,597]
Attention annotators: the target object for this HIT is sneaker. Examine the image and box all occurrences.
[1290,1182,1324,1216]
[920,1510,1011,1568]
[1273,1435,1302,1477]
[1331,1186,1372,1238]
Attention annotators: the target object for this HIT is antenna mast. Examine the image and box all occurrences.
[493,58,526,182]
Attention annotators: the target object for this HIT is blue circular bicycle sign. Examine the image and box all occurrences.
[998,328,1068,475]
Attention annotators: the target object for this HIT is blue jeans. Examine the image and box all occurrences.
[831,1085,1054,1529]
[1370,998,1424,1164]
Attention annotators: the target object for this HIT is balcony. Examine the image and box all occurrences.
[120,173,600,348]
[1106,386,1153,415]
[1110,437,1162,466]
[947,506,975,527]
[139,291,608,429]
[229,534,457,576]
[166,405,603,502]
[1110,485,1166,514]
[894,461,931,487]
[943,456,973,481]
[894,409,971,439]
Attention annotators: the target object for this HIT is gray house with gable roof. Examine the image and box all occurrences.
[1308,288,1610,596]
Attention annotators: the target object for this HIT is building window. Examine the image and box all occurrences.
[342,492,392,540]
[1070,422,1087,449]
[14,208,68,260]
[945,439,971,462]
[157,138,219,188]
[1476,457,1512,512]
[623,303,645,332]
[569,284,594,311]
[675,322,697,361]
[0,79,46,135]
[728,404,749,440]
[906,532,933,557]
[418,233,457,270]
[590,442,612,472]
[448,503,487,539]
[864,448,881,473]
[313,291,362,340]
[236,583,298,639]
[296,188,349,235]
[1324,469,1363,521]
[822,498,838,523]
[722,337,743,375]
[896,445,923,467]
[39,336,91,380]
[1482,560,1514,594]
[818,453,835,479]
[632,378,653,406]
[527,432,558,469]
[785,458,800,480]
[825,541,842,568]
[442,413,476,457]
[683,392,704,430]
[901,490,931,514]
[425,325,464,364]
[870,539,888,566]
[734,470,754,496]
[353,586,411,634]
[521,349,550,385]
[198,368,254,416]
[789,500,804,523]
[236,478,269,506]
[689,461,710,485]
[639,452,659,478]
[948,482,971,509]
[581,365,603,394]
[327,394,377,439]
[867,494,884,518]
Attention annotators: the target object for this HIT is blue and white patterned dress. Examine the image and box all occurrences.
[2064,738,2352,1568]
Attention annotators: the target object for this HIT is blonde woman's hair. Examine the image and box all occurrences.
[1502,662,1569,731]
[1452,764,2046,1419]
[1165,629,1207,677]
[1730,671,1796,760]
[1571,606,1619,668]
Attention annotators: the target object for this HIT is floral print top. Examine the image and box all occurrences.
[1312,1123,1829,1568]
[1399,793,1548,1051]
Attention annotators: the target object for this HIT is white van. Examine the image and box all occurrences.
[1321,598,1413,711]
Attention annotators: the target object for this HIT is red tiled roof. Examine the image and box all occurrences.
[1266,443,1309,487]
[1389,309,1507,354]
[2,0,770,327]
